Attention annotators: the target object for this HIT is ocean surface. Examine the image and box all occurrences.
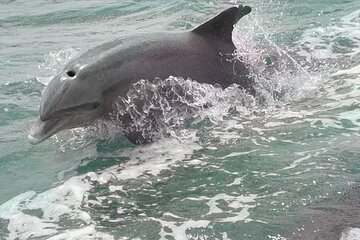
[1,0,360,239]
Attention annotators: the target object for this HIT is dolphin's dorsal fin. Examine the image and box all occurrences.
[192,5,251,43]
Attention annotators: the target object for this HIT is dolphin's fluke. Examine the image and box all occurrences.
[192,5,251,43]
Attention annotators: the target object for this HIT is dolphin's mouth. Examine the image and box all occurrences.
[28,117,65,145]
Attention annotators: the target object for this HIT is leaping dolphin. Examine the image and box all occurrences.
[28,5,254,145]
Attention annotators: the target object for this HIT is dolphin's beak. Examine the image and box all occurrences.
[28,117,64,145]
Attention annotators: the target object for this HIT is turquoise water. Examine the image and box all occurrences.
[1,0,360,239]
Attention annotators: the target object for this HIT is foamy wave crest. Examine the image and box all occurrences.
[0,135,202,239]
[293,10,360,131]
[233,12,327,107]
[111,77,256,143]
[295,9,360,64]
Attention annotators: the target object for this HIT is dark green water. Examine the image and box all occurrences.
[0,0,360,239]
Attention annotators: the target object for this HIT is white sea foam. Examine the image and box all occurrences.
[0,176,92,240]
[156,218,211,240]
[152,193,259,239]
[47,225,115,240]
[219,150,259,160]
[280,154,312,171]
[296,9,360,61]
[185,193,258,220]
[0,134,202,239]
[226,177,244,186]
[340,227,360,240]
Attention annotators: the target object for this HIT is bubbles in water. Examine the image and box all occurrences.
[109,77,255,144]
[296,9,360,62]
[232,7,333,110]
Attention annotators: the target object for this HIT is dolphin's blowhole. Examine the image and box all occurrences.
[66,70,76,77]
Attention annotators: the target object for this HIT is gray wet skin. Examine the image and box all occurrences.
[28,5,254,145]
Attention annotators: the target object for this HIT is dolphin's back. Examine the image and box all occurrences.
[110,32,237,84]
[72,31,249,98]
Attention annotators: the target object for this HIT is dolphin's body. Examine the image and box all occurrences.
[28,5,254,145]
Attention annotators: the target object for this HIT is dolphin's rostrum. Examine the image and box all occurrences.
[28,5,254,145]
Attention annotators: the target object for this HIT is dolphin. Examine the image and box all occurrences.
[28,5,254,145]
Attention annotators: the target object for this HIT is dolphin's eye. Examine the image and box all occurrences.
[66,70,76,77]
